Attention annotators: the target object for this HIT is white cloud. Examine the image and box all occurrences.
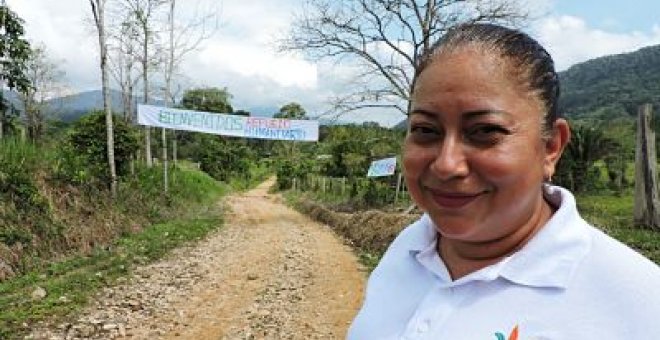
[193,41,317,89]
[187,0,319,89]
[534,15,660,71]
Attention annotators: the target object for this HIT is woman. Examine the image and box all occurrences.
[348,23,660,339]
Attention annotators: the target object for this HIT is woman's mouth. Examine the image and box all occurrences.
[428,190,484,209]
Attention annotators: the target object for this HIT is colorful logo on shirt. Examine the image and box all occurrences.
[494,325,519,340]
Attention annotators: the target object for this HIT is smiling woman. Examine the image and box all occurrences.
[348,23,660,340]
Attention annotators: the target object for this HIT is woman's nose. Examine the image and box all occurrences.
[429,136,469,180]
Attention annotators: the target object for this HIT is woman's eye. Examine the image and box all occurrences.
[409,125,440,142]
[466,125,509,144]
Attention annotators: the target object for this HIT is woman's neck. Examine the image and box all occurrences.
[438,198,554,280]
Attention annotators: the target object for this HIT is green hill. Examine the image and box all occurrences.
[559,44,660,118]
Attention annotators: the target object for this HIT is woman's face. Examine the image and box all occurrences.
[403,48,564,242]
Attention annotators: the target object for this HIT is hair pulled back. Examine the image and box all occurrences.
[418,24,560,131]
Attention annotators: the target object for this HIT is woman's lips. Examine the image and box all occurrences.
[428,190,483,209]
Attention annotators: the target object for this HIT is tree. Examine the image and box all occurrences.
[274,102,307,119]
[555,125,618,193]
[89,0,118,197]
[19,44,65,143]
[68,110,139,183]
[281,0,526,115]
[108,16,142,123]
[161,0,215,106]
[0,3,31,139]
[160,0,215,190]
[120,0,168,167]
[180,87,233,113]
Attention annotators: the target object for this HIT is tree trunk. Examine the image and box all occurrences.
[172,131,177,166]
[143,27,152,167]
[101,5,117,198]
[162,127,168,192]
[90,0,117,198]
[634,103,660,230]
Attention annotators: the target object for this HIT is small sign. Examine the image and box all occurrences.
[367,157,397,177]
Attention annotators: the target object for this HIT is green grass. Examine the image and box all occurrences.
[358,251,382,272]
[0,155,231,339]
[0,215,223,339]
[577,193,660,264]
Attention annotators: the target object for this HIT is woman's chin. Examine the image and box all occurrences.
[428,215,480,240]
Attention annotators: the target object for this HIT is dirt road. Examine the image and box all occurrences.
[29,180,366,339]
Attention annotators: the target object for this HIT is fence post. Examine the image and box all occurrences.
[341,177,346,197]
[634,103,660,230]
[395,172,403,204]
[293,178,297,191]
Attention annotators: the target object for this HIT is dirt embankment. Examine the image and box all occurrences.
[293,200,419,255]
[28,180,366,339]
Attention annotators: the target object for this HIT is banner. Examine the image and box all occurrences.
[137,104,319,142]
[367,157,397,177]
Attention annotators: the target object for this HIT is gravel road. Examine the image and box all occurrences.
[28,179,365,339]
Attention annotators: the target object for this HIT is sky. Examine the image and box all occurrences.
[5,0,660,127]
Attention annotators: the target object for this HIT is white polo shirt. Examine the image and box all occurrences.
[348,185,660,339]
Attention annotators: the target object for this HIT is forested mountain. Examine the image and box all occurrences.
[559,44,660,118]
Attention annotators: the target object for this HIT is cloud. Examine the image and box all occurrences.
[193,41,317,89]
[534,15,660,71]
[7,0,99,90]
[186,0,319,89]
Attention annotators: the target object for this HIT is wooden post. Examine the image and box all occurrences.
[322,176,326,193]
[293,178,297,191]
[634,104,660,230]
[395,172,403,204]
[341,177,346,196]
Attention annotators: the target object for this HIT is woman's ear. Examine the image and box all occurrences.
[544,118,571,180]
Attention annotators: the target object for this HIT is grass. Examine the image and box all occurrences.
[0,212,224,339]
[0,148,232,339]
[358,252,382,272]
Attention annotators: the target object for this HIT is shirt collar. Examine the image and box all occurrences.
[409,185,592,289]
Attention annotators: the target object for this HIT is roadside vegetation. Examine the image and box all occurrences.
[0,93,272,338]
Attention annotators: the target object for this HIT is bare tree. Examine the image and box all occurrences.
[119,0,167,168]
[162,0,174,192]
[89,0,118,197]
[161,0,216,171]
[281,0,527,115]
[19,44,65,142]
[108,17,142,123]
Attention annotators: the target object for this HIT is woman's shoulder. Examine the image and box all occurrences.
[578,224,660,290]
[367,213,437,282]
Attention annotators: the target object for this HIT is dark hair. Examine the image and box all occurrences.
[418,23,560,133]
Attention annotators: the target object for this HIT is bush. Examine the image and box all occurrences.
[275,158,313,190]
[66,111,139,184]
[193,136,255,182]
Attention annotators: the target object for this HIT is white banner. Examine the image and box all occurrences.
[137,104,319,142]
[367,157,397,177]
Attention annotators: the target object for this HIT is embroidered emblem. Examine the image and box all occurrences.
[494,325,519,340]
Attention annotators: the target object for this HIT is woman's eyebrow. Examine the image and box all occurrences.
[462,110,510,120]
[409,109,439,118]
